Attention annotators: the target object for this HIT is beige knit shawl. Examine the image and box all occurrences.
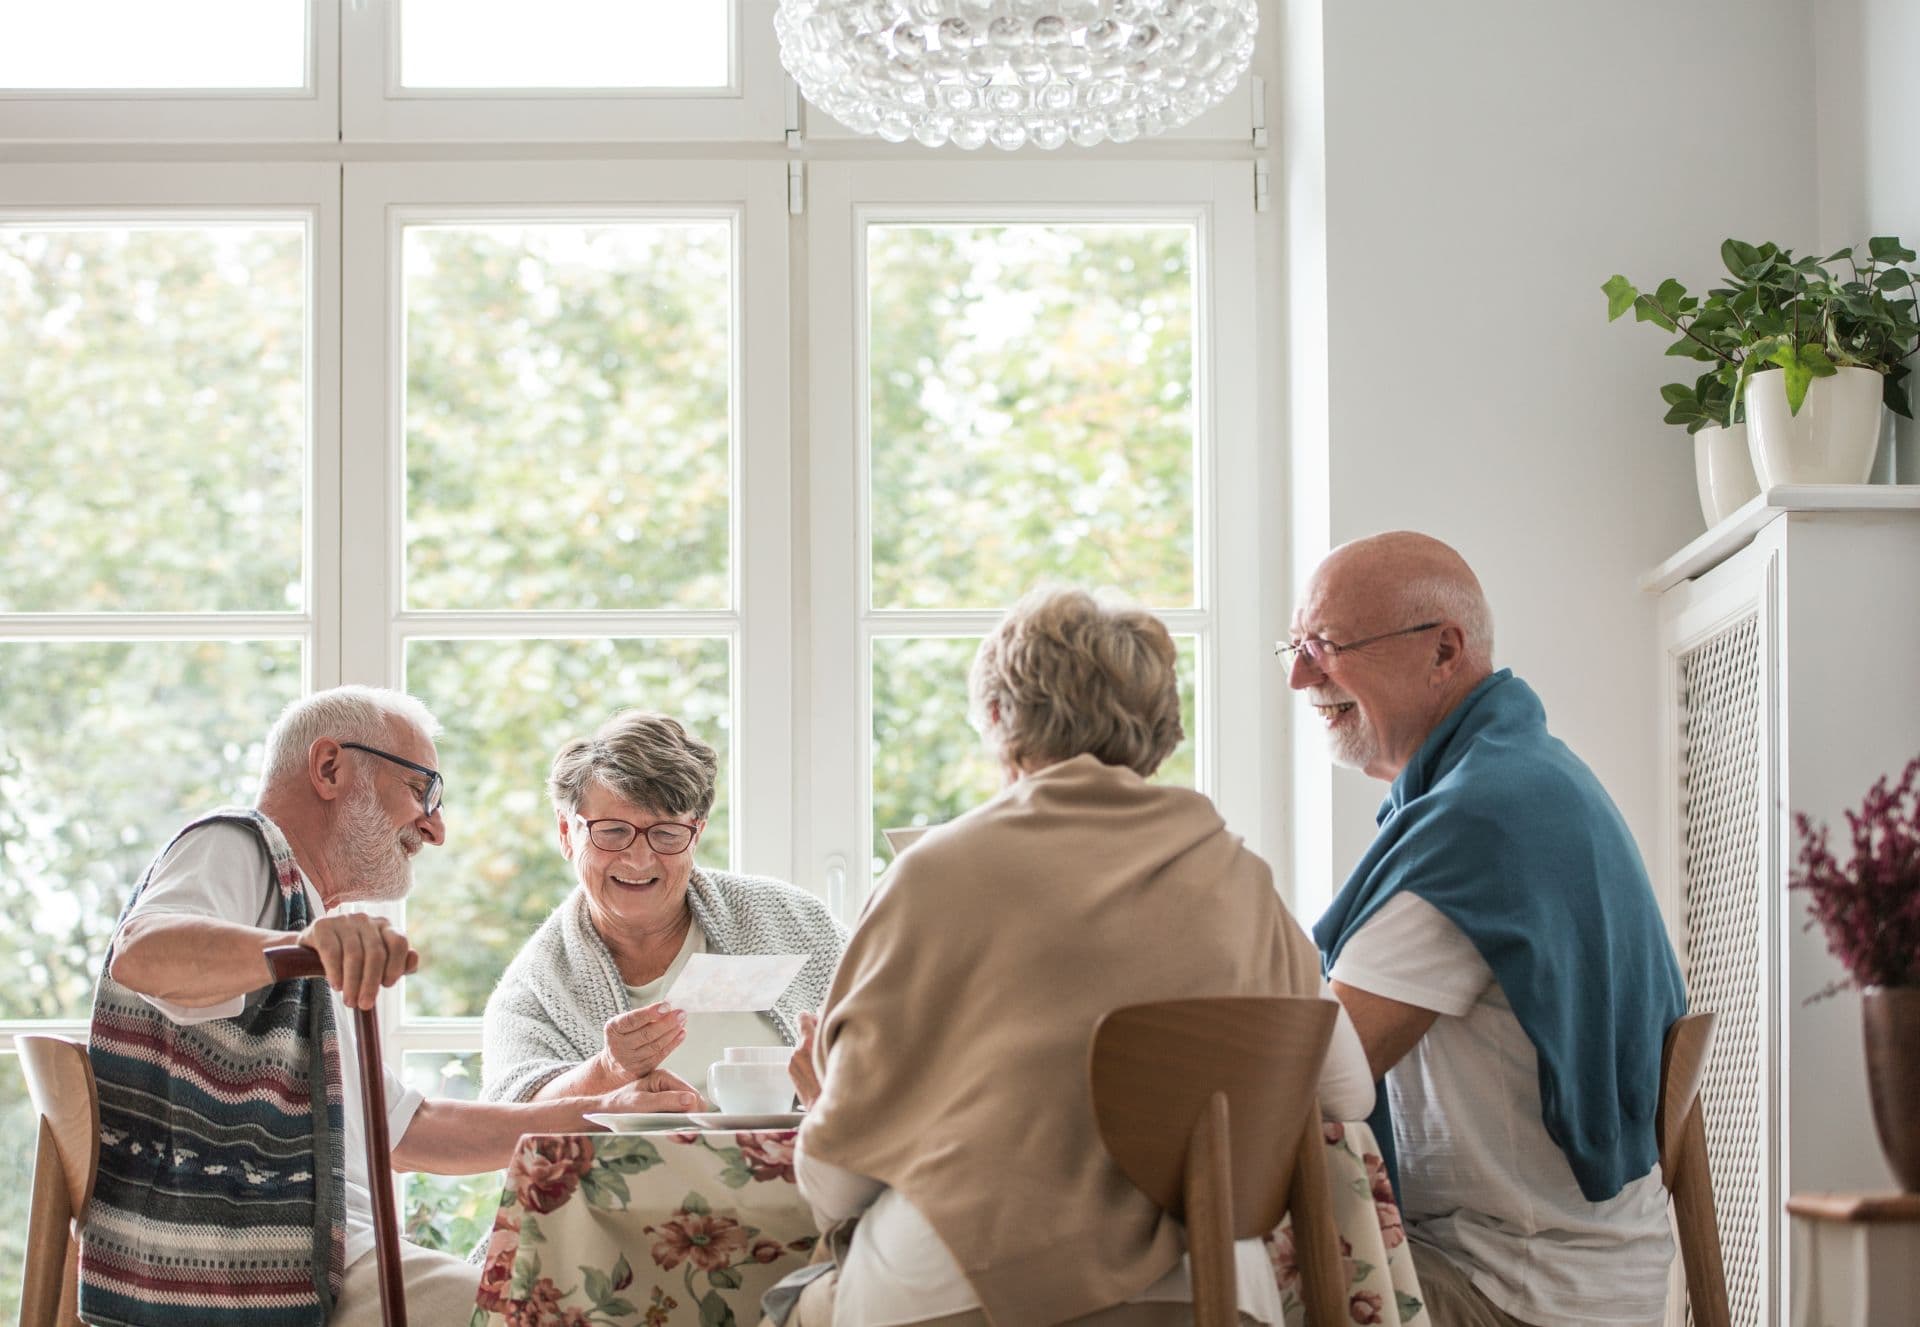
[798,754,1321,1325]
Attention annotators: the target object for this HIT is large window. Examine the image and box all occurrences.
[0,169,339,1316]
[0,22,1266,1313]
[803,162,1261,913]
[862,219,1204,869]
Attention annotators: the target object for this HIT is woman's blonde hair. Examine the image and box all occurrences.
[968,587,1183,778]
[547,710,719,819]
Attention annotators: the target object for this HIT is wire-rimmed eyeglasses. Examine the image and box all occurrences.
[340,741,443,818]
[1274,621,1443,667]
[573,815,701,856]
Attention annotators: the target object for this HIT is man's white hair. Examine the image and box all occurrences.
[1401,573,1496,664]
[261,686,442,789]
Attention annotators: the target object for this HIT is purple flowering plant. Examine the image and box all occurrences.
[1790,753,1920,997]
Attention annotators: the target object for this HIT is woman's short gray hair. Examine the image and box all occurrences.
[261,686,442,788]
[968,587,1183,778]
[548,711,719,820]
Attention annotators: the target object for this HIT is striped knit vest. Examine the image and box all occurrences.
[80,809,347,1327]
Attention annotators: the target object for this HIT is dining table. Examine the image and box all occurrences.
[473,1119,1428,1327]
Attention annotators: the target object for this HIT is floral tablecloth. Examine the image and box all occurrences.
[474,1121,1426,1327]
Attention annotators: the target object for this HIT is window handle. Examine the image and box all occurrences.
[825,853,850,922]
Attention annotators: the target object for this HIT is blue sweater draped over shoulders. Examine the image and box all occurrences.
[1312,670,1686,1203]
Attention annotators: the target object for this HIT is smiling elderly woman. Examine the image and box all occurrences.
[481,711,846,1105]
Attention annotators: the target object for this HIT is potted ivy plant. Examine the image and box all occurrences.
[1604,243,1770,526]
[1733,236,1919,487]
[1608,238,1920,500]
[1791,754,1920,1191]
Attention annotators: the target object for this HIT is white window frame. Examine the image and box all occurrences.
[340,159,793,1052]
[801,159,1262,922]
[0,2,341,143]
[0,161,342,1048]
[341,0,788,143]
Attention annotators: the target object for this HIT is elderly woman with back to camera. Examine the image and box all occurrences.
[782,587,1374,1327]
[481,711,847,1106]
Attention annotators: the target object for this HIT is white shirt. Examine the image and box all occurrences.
[622,919,788,1101]
[116,821,425,1271]
[795,1146,1290,1327]
[1331,892,1674,1327]
[795,990,1374,1327]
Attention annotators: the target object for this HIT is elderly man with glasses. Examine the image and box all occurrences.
[84,685,701,1327]
[1284,532,1687,1327]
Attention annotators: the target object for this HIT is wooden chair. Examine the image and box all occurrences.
[19,1035,98,1327]
[1659,1011,1731,1327]
[266,944,408,1327]
[1089,997,1347,1327]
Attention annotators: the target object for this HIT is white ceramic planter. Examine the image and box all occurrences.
[1692,423,1761,526]
[1745,365,1884,486]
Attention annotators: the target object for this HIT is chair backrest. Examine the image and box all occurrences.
[1658,1012,1730,1327]
[264,945,407,1327]
[18,1035,100,1327]
[1090,996,1345,1327]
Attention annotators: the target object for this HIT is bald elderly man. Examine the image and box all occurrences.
[1286,533,1686,1327]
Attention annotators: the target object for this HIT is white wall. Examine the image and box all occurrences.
[1280,0,1819,913]
[1816,0,1920,481]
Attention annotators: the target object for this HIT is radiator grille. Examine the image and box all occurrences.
[1676,612,1767,1327]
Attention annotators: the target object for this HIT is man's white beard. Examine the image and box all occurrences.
[1327,712,1380,774]
[333,776,415,903]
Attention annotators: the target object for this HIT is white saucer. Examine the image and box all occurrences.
[687,1111,804,1130]
[584,1112,697,1132]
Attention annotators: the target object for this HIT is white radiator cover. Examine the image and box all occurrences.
[1653,495,1920,1326]
[1676,612,1769,1327]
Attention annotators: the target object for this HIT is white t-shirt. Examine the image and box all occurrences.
[115,821,425,1271]
[1330,892,1674,1327]
[795,1146,1289,1327]
[794,991,1374,1327]
[622,919,788,1102]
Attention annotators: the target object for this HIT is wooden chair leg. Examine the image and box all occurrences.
[1672,1102,1731,1327]
[24,1118,75,1327]
[1287,1117,1346,1326]
[1183,1093,1238,1327]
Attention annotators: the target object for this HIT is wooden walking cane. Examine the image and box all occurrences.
[266,944,408,1327]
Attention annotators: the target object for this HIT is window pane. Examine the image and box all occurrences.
[401,1051,503,1252]
[0,1060,36,1323]
[867,224,1197,611]
[404,223,733,612]
[0,1,306,89]
[0,223,308,613]
[0,641,302,1020]
[869,633,1195,876]
[403,636,731,1017]
[400,0,729,89]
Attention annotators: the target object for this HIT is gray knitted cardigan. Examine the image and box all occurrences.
[480,869,848,1104]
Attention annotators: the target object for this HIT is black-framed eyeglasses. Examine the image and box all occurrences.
[340,741,443,818]
[1274,621,1443,667]
[573,815,701,856]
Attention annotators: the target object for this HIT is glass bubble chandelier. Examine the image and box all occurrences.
[774,0,1258,151]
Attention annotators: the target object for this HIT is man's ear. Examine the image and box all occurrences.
[310,738,347,803]
[557,811,577,861]
[1430,623,1467,681]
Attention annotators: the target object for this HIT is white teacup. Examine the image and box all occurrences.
[708,1060,796,1115]
[723,1045,791,1064]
